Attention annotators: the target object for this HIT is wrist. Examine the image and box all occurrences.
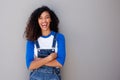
[47,55,53,61]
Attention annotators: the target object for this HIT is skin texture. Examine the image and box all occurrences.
[29,11,62,70]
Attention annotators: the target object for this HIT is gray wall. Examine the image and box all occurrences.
[0,0,120,80]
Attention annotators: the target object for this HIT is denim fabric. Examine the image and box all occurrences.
[30,66,61,80]
[37,49,55,58]
[31,33,61,80]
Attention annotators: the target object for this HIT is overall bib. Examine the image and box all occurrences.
[30,33,61,80]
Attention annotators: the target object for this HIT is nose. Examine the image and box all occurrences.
[42,18,47,23]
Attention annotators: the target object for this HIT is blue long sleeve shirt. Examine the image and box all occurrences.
[26,31,66,69]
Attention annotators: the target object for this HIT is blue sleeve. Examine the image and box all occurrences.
[56,33,66,66]
[26,40,34,69]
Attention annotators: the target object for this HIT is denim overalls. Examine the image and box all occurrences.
[30,33,61,80]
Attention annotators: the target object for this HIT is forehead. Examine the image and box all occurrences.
[40,11,50,17]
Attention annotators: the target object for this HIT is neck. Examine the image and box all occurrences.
[42,30,51,36]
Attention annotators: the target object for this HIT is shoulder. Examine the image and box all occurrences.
[51,31,65,41]
[26,40,34,46]
[57,32,65,38]
[56,32,65,42]
[27,40,34,43]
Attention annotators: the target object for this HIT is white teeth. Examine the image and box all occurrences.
[43,25,46,26]
[41,23,48,29]
[42,24,47,28]
[42,23,47,26]
[42,23,46,25]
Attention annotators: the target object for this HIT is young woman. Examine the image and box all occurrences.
[24,6,66,80]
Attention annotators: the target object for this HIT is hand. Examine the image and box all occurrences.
[48,53,57,61]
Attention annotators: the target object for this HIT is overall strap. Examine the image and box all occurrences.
[34,40,40,49]
[35,33,57,49]
[52,33,57,48]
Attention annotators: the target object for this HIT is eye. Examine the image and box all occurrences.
[39,17,42,19]
[46,16,50,19]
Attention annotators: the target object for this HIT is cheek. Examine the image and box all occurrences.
[48,19,51,24]
[38,20,42,25]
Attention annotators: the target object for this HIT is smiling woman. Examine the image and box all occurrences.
[38,11,51,32]
[24,6,66,80]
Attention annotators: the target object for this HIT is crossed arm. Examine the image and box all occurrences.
[29,53,62,70]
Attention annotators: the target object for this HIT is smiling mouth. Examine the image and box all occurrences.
[41,23,47,27]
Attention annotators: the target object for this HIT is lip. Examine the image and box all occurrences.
[41,23,47,27]
[42,23,47,25]
[40,22,49,30]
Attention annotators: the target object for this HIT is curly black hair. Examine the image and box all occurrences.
[24,6,59,41]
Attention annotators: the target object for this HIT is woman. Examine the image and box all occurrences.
[24,6,66,80]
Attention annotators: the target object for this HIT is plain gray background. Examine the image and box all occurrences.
[0,0,120,80]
